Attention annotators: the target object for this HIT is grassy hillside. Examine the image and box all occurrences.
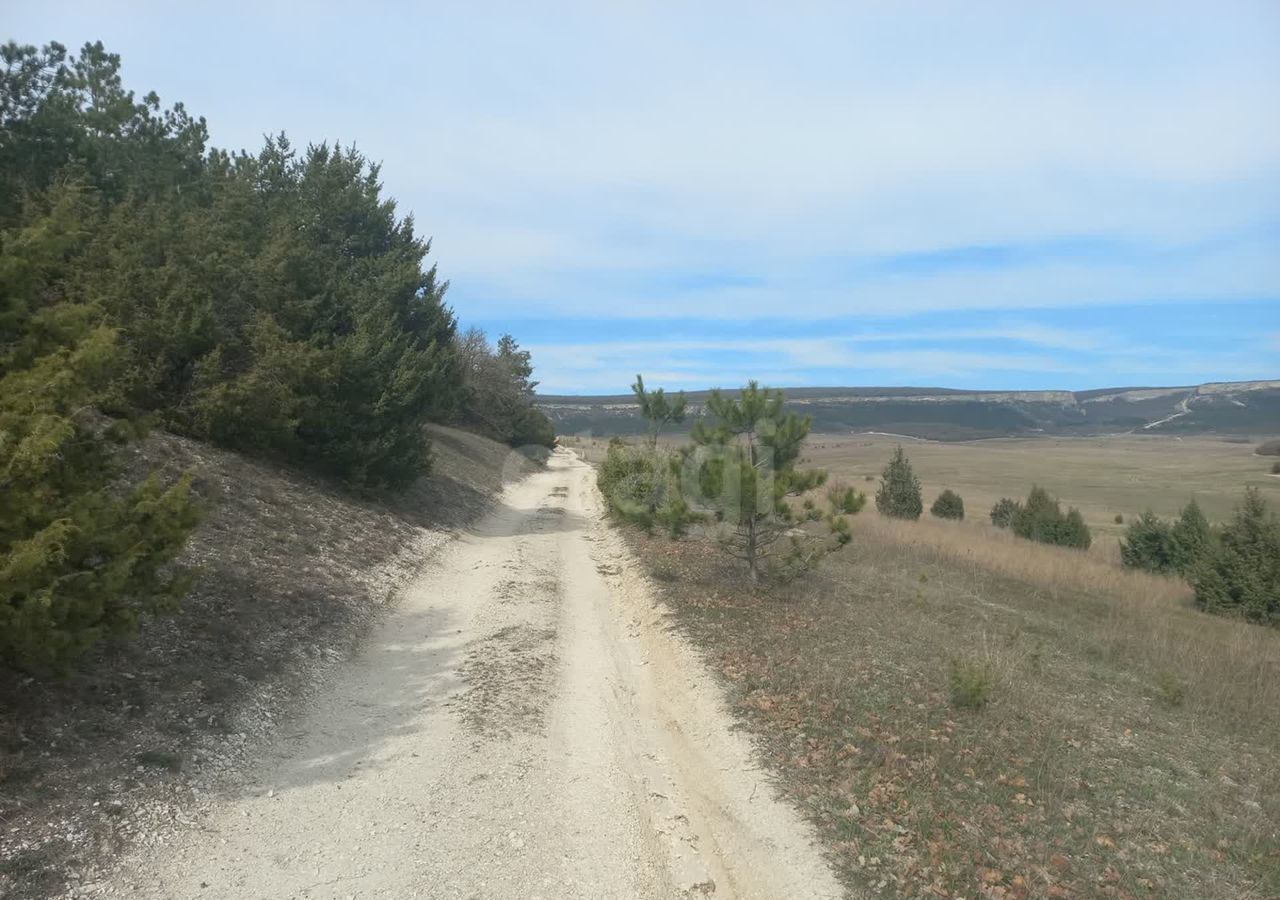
[0,426,537,900]
[623,510,1280,899]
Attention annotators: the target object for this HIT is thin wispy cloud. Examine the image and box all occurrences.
[9,1,1279,392]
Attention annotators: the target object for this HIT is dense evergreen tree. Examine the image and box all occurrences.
[875,446,923,520]
[0,183,199,670]
[1170,499,1211,574]
[1121,499,1214,577]
[1120,511,1178,573]
[1194,488,1280,624]
[80,138,463,487]
[0,41,208,222]
[0,39,554,668]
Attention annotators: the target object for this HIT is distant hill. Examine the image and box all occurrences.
[539,379,1280,440]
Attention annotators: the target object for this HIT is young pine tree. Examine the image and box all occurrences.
[875,446,923,520]
[688,382,853,582]
[631,374,688,447]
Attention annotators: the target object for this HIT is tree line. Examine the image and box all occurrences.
[1,41,554,670]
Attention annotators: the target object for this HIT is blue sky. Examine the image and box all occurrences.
[9,1,1279,393]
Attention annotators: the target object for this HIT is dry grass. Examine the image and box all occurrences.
[578,428,1280,895]
[613,456,1280,900]
[630,518,1280,898]
[803,432,1280,544]
[855,513,1279,739]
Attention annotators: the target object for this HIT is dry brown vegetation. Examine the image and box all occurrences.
[602,432,1280,899]
[802,433,1280,544]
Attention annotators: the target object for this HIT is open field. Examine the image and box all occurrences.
[802,433,1280,543]
[563,432,1280,547]
[571,431,1280,898]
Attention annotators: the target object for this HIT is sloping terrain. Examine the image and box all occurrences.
[0,426,538,900]
[87,450,840,900]
[621,512,1280,899]
[541,379,1280,440]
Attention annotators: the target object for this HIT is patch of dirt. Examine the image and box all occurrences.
[0,425,537,900]
[453,624,559,738]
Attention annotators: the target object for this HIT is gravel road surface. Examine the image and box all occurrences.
[102,449,841,899]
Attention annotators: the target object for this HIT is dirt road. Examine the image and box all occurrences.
[103,449,841,899]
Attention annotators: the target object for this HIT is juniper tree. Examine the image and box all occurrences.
[631,374,688,447]
[990,498,1022,528]
[1194,488,1280,624]
[1120,511,1177,573]
[1012,486,1091,549]
[875,446,923,520]
[0,184,200,671]
[931,489,965,520]
[687,382,852,582]
[1170,498,1211,575]
[1120,500,1212,576]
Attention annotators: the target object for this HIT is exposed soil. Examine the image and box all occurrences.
[0,425,537,900]
[69,450,840,899]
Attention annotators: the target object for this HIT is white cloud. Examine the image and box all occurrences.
[11,1,1277,391]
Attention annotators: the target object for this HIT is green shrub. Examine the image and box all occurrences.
[1120,500,1212,577]
[989,498,1022,528]
[1114,513,1124,524]
[1193,488,1280,624]
[826,483,868,515]
[1169,499,1212,574]
[930,489,965,520]
[1010,486,1091,549]
[597,439,698,537]
[1120,511,1178,573]
[948,656,994,709]
[1257,439,1280,457]
[1272,461,1280,475]
[875,446,922,520]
